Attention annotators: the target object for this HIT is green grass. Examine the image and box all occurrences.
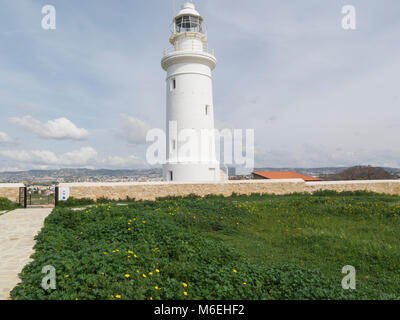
[0,197,20,211]
[56,197,95,208]
[10,191,400,300]
[56,196,136,208]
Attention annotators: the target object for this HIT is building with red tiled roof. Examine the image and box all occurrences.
[252,171,321,182]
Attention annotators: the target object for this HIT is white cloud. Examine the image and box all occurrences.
[101,155,147,169]
[0,147,152,170]
[9,116,89,140]
[116,114,152,145]
[0,132,13,144]
[0,147,98,166]
[60,147,98,165]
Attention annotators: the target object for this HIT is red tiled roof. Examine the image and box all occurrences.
[252,171,321,181]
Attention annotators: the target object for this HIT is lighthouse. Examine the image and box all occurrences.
[161,2,220,182]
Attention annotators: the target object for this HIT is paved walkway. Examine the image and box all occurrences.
[0,208,53,300]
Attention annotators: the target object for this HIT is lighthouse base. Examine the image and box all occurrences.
[163,162,221,182]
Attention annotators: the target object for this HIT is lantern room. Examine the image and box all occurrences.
[173,2,204,34]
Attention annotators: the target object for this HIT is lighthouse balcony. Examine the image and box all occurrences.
[161,41,216,71]
[163,43,214,57]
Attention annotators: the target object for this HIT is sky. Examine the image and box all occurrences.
[0,0,399,171]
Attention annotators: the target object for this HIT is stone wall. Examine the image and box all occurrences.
[59,179,400,201]
[0,184,24,203]
[305,180,400,195]
[59,180,306,201]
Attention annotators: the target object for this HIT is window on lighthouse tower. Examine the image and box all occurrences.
[170,78,176,91]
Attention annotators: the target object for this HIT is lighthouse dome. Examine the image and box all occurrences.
[177,2,201,18]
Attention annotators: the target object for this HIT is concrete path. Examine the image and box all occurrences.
[0,208,53,300]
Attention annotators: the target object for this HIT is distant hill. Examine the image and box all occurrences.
[320,166,399,181]
[253,167,349,177]
[1,166,399,183]
[254,167,400,179]
[0,168,162,183]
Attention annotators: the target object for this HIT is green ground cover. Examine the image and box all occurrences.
[56,196,135,208]
[0,197,20,211]
[11,191,400,300]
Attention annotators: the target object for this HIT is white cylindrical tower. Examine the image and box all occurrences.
[161,2,220,182]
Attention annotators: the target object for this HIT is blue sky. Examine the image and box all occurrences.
[0,0,399,171]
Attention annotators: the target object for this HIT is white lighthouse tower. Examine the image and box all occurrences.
[162,2,220,182]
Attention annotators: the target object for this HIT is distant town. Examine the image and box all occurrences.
[0,166,399,184]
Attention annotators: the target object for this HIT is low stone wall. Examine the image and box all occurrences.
[305,180,400,195]
[59,179,400,201]
[0,184,24,203]
[59,180,306,201]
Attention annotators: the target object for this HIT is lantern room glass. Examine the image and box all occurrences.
[175,16,203,33]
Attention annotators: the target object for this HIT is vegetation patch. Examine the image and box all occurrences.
[57,196,136,208]
[56,197,95,208]
[0,197,20,211]
[11,192,400,300]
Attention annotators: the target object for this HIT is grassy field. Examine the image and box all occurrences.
[11,191,400,300]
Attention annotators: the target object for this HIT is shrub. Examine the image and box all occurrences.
[0,197,20,211]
